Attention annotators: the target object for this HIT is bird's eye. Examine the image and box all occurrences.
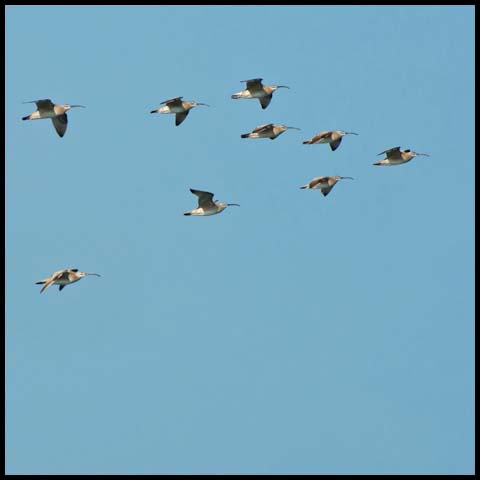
[405,149,411,152]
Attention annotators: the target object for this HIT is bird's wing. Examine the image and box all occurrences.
[40,279,55,293]
[161,97,183,105]
[52,114,68,137]
[175,111,190,126]
[321,186,334,197]
[35,99,55,113]
[311,131,331,142]
[242,78,263,90]
[330,138,342,151]
[190,189,216,208]
[39,270,65,293]
[56,270,73,280]
[377,146,401,157]
[252,123,273,133]
[309,177,326,189]
[259,94,272,109]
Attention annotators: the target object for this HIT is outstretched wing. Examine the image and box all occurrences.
[259,94,272,109]
[330,137,342,151]
[377,146,401,157]
[32,99,55,113]
[38,269,66,294]
[161,97,183,106]
[190,189,216,209]
[252,123,273,134]
[309,131,331,143]
[242,78,263,91]
[175,111,189,126]
[321,186,334,197]
[308,177,327,189]
[52,114,68,137]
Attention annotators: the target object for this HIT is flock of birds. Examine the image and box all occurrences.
[22,77,429,293]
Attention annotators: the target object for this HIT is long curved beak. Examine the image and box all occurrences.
[227,203,240,207]
[197,103,210,107]
[85,273,101,276]
[415,153,429,157]
[287,127,301,130]
[346,132,358,135]
[277,85,290,89]
[340,177,354,180]
[70,105,86,108]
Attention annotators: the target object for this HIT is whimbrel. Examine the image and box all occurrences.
[241,123,300,140]
[231,78,289,109]
[35,269,100,293]
[22,99,85,137]
[373,146,430,166]
[184,189,240,216]
[150,97,209,126]
[302,130,358,151]
[300,176,354,197]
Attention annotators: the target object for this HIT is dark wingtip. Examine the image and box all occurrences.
[150,110,157,114]
[240,134,249,138]
[22,116,29,121]
[302,141,309,144]
[183,212,191,216]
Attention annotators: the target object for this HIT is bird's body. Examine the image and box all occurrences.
[373,146,430,166]
[22,99,85,137]
[231,78,289,109]
[35,268,100,293]
[241,123,300,140]
[302,130,358,151]
[184,189,240,216]
[300,176,354,197]
[150,97,209,126]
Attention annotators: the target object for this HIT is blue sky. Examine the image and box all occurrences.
[6,5,474,475]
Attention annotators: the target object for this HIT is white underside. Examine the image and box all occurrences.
[156,106,186,114]
[28,111,57,120]
[188,207,221,216]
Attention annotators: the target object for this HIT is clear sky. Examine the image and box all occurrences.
[5,5,474,475]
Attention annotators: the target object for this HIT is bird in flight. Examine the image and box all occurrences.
[35,268,100,293]
[22,99,85,137]
[231,78,289,109]
[184,189,240,216]
[150,97,209,126]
